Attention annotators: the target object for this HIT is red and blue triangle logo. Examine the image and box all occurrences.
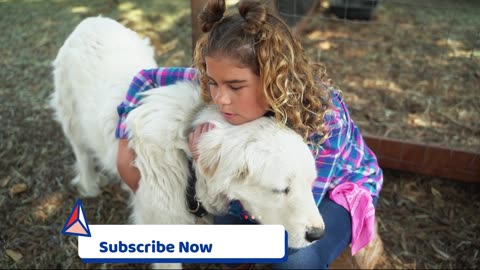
[62,199,91,237]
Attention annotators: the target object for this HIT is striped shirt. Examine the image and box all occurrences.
[116,68,383,216]
[115,67,198,139]
[310,90,383,204]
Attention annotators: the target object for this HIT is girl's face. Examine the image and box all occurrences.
[205,55,268,125]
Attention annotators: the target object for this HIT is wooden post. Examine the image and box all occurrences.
[191,0,208,51]
[264,0,278,16]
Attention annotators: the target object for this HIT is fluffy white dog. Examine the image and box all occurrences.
[51,17,324,266]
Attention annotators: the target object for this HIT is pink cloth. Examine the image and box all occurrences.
[329,182,376,255]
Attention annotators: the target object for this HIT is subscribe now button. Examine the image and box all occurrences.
[78,225,287,263]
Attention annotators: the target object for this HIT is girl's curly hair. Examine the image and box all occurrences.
[193,0,333,144]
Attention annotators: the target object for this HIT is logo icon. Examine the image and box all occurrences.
[62,199,91,237]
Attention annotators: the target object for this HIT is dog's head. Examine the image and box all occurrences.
[195,116,325,248]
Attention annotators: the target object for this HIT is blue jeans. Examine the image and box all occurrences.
[214,196,379,269]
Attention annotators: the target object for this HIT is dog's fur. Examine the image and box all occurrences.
[51,17,324,266]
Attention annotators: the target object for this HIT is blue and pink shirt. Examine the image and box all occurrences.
[116,67,198,139]
[116,67,383,211]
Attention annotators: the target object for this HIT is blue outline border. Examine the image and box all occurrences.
[82,258,287,263]
[81,231,288,263]
[62,199,91,237]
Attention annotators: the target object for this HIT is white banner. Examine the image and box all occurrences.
[78,225,287,263]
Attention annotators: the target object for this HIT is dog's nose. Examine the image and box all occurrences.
[305,226,324,242]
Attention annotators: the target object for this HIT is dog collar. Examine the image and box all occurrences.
[186,158,208,218]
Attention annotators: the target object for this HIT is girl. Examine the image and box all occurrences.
[116,0,383,268]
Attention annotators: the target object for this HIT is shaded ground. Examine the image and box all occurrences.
[300,0,480,153]
[0,0,478,269]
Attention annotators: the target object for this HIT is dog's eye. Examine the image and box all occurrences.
[272,186,290,195]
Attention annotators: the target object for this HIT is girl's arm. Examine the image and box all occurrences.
[115,68,198,192]
[117,138,140,192]
[116,123,213,193]
[115,69,159,192]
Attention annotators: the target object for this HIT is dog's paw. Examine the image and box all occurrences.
[71,175,101,197]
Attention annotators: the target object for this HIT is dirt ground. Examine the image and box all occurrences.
[0,0,479,269]
[299,0,480,153]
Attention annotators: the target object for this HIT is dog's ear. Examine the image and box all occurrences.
[232,137,258,181]
[197,138,221,179]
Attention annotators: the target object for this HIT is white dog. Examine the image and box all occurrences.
[51,17,324,266]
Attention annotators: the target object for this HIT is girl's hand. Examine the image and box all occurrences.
[188,122,215,161]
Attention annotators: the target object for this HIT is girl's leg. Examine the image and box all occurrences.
[274,196,379,269]
[274,195,351,269]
